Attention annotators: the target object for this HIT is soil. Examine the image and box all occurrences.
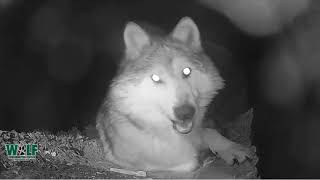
[0,109,258,179]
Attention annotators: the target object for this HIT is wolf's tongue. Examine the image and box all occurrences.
[172,120,193,134]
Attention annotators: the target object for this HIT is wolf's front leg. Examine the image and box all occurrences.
[202,128,252,165]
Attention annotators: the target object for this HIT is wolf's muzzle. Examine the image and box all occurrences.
[172,104,196,134]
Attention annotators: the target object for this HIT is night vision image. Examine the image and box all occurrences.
[0,0,319,178]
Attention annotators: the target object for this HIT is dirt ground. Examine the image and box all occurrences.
[0,109,258,179]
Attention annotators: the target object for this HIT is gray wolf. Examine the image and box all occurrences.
[96,17,252,172]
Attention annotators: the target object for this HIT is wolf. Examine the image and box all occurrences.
[96,17,252,172]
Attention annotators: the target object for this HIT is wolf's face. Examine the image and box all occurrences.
[111,17,224,134]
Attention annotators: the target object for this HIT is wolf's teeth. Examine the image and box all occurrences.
[173,121,193,134]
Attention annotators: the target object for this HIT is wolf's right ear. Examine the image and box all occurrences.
[124,22,150,58]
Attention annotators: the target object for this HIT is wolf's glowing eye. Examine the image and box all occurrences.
[151,74,161,82]
[182,67,192,77]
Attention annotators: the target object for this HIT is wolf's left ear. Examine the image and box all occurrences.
[124,22,151,58]
[171,17,201,50]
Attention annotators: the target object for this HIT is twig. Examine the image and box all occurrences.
[109,167,147,177]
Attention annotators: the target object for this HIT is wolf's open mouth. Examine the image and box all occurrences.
[171,120,193,134]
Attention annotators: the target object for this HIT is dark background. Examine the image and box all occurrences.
[1,0,320,178]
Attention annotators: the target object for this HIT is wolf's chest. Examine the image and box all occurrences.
[111,123,199,169]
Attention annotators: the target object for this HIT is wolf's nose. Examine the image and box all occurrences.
[174,104,196,121]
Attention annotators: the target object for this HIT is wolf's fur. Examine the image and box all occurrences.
[96,17,251,172]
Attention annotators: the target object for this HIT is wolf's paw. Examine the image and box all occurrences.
[217,143,253,165]
[167,160,199,172]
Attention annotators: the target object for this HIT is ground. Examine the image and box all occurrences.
[0,109,258,179]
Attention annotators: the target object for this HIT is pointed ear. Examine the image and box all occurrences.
[171,17,201,50]
[124,22,150,58]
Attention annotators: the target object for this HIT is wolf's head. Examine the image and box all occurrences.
[110,17,224,134]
